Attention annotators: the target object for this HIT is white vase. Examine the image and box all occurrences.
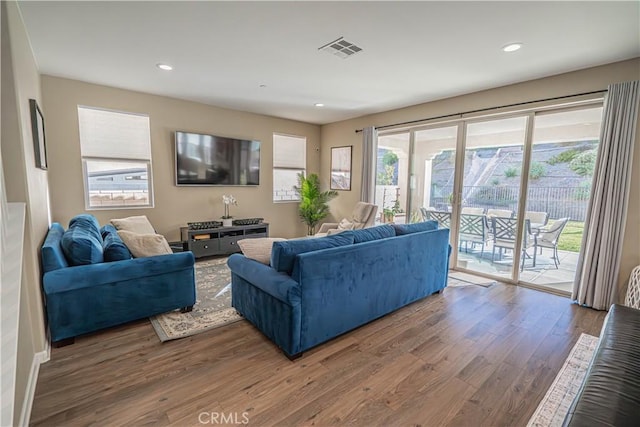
[222,218,233,227]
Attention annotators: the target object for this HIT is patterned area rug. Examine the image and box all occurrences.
[447,271,496,288]
[527,333,599,427]
[150,257,243,342]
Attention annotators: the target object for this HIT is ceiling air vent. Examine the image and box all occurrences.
[318,36,363,59]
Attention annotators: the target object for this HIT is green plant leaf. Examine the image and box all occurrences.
[294,173,338,234]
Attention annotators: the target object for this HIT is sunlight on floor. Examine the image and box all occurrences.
[457,244,577,294]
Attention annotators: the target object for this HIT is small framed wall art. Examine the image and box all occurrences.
[29,99,47,170]
[330,145,352,190]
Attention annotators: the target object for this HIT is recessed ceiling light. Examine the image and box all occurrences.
[156,63,173,71]
[314,103,325,107]
[502,43,523,52]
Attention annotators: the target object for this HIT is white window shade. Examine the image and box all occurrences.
[274,134,306,168]
[78,106,151,160]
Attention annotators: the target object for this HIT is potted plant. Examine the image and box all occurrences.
[294,173,338,235]
[221,194,237,227]
[383,199,402,223]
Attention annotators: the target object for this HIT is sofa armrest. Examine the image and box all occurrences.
[563,304,640,426]
[317,222,339,234]
[43,251,195,294]
[227,254,300,305]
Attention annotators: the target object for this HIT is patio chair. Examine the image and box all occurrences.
[534,217,570,268]
[491,217,535,271]
[525,211,549,233]
[486,208,514,219]
[423,209,451,229]
[462,207,485,215]
[419,207,431,221]
[459,213,491,257]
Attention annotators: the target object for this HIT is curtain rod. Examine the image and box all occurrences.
[354,89,607,133]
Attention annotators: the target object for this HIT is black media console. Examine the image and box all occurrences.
[180,222,269,258]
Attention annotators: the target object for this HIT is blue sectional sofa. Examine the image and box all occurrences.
[41,216,196,345]
[228,221,450,358]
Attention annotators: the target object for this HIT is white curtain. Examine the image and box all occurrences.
[360,126,377,203]
[573,80,640,310]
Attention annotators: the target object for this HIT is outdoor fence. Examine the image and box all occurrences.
[430,185,591,222]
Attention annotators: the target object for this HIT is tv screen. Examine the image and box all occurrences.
[175,131,260,186]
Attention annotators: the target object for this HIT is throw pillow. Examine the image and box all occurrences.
[100,224,118,240]
[337,218,355,230]
[69,214,102,239]
[110,215,156,235]
[100,225,132,262]
[117,230,172,258]
[392,220,438,236]
[61,218,104,266]
[327,228,349,236]
[237,237,286,265]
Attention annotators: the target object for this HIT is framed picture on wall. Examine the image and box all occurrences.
[29,99,47,170]
[330,145,352,190]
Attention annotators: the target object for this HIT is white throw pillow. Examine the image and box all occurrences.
[117,230,172,258]
[327,228,349,236]
[110,215,156,235]
[338,218,355,230]
[237,237,286,265]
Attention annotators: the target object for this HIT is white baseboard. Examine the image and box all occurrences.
[40,338,51,363]
[18,346,48,427]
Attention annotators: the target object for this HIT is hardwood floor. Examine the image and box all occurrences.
[30,283,606,426]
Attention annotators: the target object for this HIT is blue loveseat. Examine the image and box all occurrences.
[42,216,196,345]
[228,221,450,358]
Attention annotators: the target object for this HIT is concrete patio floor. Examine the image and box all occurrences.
[456,242,579,294]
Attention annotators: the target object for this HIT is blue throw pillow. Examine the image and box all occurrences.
[61,217,104,266]
[392,220,438,236]
[100,224,118,239]
[352,225,396,244]
[100,225,132,262]
[271,232,355,274]
[69,214,102,240]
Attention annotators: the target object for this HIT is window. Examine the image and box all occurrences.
[273,133,306,202]
[78,106,153,209]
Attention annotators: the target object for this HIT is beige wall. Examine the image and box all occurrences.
[1,1,49,422]
[320,58,640,302]
[42,76,321,240]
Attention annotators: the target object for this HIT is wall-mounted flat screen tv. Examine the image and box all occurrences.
[175,131,260,186]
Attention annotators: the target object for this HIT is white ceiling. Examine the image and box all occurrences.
[18,1,640,125]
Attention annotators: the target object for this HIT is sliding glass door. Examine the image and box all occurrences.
[375,100,603,295]
[520,106,603,293]
[456,116,528,280]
